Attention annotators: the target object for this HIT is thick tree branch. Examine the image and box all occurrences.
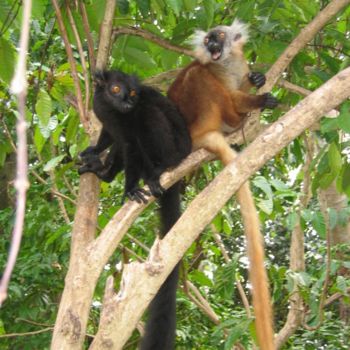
[90,67,350,350]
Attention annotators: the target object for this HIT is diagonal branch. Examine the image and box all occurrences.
[90,66,350,350]
[263,0,350,92]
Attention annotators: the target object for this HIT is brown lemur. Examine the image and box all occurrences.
[168,20,277,350]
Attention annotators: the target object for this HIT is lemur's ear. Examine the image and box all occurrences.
[230,19,249,43]
[191,29,207,48]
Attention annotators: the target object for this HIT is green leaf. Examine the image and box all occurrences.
[336,276,348,294]
[117,0,129,14]
[43,155,65,172]
[224,319,251,350]
[235,0,255,21]
[212,214,223,231]
[319,171,336,189]
[0,147,6,167]
[167,0,182,16]
[253,176,273,198]
[328,143,342,174]
[337,102,350,133]
[270,178,288,191]
[257,198,273,215]
[38,115,58,138]
[311,211,326,239]
[123,47,157,70]
[34,126,46,154]
[320,117,339,134]
[183,0,197,12]
[136,0,150,16]
[69,144,77,158]
[203,0,214,28]
[66,112,80,144]
[339,163,350,195]
[32,0,47,19]
[0,37,16,84]
[190,270,213,287]
[286,211,299,230]
[36,89,52,126]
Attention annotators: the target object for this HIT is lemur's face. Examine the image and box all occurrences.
[192,20,248,64]
[203,30,226,61]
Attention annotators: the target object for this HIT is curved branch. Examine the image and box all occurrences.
[113,26,195,57]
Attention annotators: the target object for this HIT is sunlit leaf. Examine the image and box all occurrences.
[0,37,16,84]
[43,155,65,172]
[36,89,52,126]
[337,102,350,133]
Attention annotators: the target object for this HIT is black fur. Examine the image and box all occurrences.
[78,70,191,349]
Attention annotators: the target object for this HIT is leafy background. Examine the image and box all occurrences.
[0,0,349,349]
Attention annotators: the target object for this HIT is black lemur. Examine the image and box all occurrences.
[78,70,192,350]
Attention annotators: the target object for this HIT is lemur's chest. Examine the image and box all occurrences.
[209,60,249,91]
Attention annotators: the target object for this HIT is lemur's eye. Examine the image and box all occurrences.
[204,37,209,45]
[130,90,136,97]
[111,85,121,94]
[219,32,225,39]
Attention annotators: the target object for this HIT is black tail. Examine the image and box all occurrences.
[140,183,181,350]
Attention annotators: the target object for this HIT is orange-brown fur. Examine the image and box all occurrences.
[168,52,275,349]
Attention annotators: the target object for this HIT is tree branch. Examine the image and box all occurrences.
[65,1,90,114]
[79,1,96,73]
[50,1,116,349]
[113,26,195,57]
[90,67,350,350]
[51,0,88,130]
[262,0,350,92]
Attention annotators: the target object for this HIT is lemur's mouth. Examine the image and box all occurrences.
[211,50,222,61]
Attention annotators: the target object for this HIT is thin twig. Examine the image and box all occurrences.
[51,0,89,131]
[30,170,77,205]
[126,233,150,252]
[16,318,53,327]
[325,287,350,307]
[0,0,31,307]
[0,0,21,37]
[0,327,53,338]
[65,1,90,114]
[79,1,96,73]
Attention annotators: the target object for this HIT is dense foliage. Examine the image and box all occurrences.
[0,0,349,349]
